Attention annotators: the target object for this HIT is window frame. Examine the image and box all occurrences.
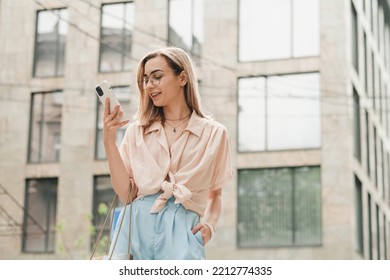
[22,178,58,254]
[238,0,320,62]
[32,8,68,77]
[168,0,203,61]
[237,166,322,248]
[237,72,321,153]
[27,90,63,163]
[98,1,134,73]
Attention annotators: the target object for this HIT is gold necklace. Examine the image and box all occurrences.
[164,115,190,133]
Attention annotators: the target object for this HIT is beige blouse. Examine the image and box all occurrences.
[118,111,233,217]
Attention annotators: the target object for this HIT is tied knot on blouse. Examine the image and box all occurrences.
[150,171,192,213]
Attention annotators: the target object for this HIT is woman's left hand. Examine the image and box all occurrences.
[192,223,212,245]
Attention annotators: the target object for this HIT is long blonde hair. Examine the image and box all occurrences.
[135,47,207,127]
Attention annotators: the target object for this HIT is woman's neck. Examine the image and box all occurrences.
[163,105,192,121]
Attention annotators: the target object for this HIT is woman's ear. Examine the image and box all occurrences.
[179,71,188,87]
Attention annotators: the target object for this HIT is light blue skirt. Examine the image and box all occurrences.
[107,193,205,260]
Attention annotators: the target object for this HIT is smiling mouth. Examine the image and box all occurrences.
[150,92,161,98]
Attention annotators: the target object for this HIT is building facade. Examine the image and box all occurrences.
[0,0,389,259]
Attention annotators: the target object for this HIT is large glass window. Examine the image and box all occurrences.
[383,214,388,260]
[22,178,58,253]
[385,84,389,137]
[28,91,63,163]
[365,110,371,177]
[352,2,359,73]
[368,193,373,259]
[238,166,321,247]
[381,141,385,197]
[372,51,376,109]
[353,88,361,161]
[99,2,134,72]
[364,32,368,93]
[374,126,378,188]
[239,0,319,61]
[376,205,381,259]
[169,0,203,59]
[95,86,136,159]
[33,8,68,77]
[355,175,364,255]
[238,73,321,152]
[388,153,390,207]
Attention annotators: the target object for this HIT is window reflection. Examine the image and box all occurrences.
[28,91,63,162]
[238,73,321,152]
[238,166,321,247]
[267,73,321,150]
[22,178,58,253]
[169,0,203,60]
[238,77,266,151]
[33,9,68,77]
[239,0,319,61]
[99,2,134,72]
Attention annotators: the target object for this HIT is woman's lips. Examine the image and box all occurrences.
[150,92,161,98]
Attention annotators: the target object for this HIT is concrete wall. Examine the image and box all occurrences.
[0,0,389,260]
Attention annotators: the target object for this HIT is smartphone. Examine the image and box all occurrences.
[95,80,127,122]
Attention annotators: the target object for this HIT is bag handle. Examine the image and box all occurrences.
[90,184,133,260]
[108,188,133,259]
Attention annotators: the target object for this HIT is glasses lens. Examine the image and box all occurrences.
[152,76,159,86]
[143,75,161,87]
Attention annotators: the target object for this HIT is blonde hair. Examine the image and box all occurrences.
[135,47,207,127]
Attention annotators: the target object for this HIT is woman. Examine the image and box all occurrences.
[103,47,233,260]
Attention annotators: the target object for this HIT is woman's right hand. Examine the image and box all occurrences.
[103,98,129,145]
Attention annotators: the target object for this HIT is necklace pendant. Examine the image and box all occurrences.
[173,128,176,133]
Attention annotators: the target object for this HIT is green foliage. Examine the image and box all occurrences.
[98,202,109,216]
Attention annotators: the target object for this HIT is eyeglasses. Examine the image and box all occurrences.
[142,74,163,87]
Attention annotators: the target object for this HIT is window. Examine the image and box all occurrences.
[379,70,383,124]
[169,0,203,59]
[376,204,381,259]
[95,86,136,159]
[371,0,375,33]
[368,193,373,259]
[365,110,371,177]
[99,2,134,72]
[374,126,378,188]
[352,3,359,73]
[353,88,361,161]
[387,153,390,206]
[91,176,119,250]
[381,141,385,196]
[22,178,57,253]
[386,23,390,70]
[384,214,388,260]
[238,73,321,152]
[364,32,368,93]
[237,166,321,247]
[239,0,319,61]
[28,91,63,163]
[385,84,389,137]
[33,8,68,77]
[372,51,376,109]
[355,175,364,255]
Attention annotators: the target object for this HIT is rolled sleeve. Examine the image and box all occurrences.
[209,127,233,191]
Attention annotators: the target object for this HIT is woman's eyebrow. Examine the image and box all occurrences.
[144,69,163,77]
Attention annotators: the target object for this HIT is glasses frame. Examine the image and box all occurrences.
[142,73,163,88]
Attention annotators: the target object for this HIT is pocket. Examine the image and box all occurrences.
[194,230,204,246]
